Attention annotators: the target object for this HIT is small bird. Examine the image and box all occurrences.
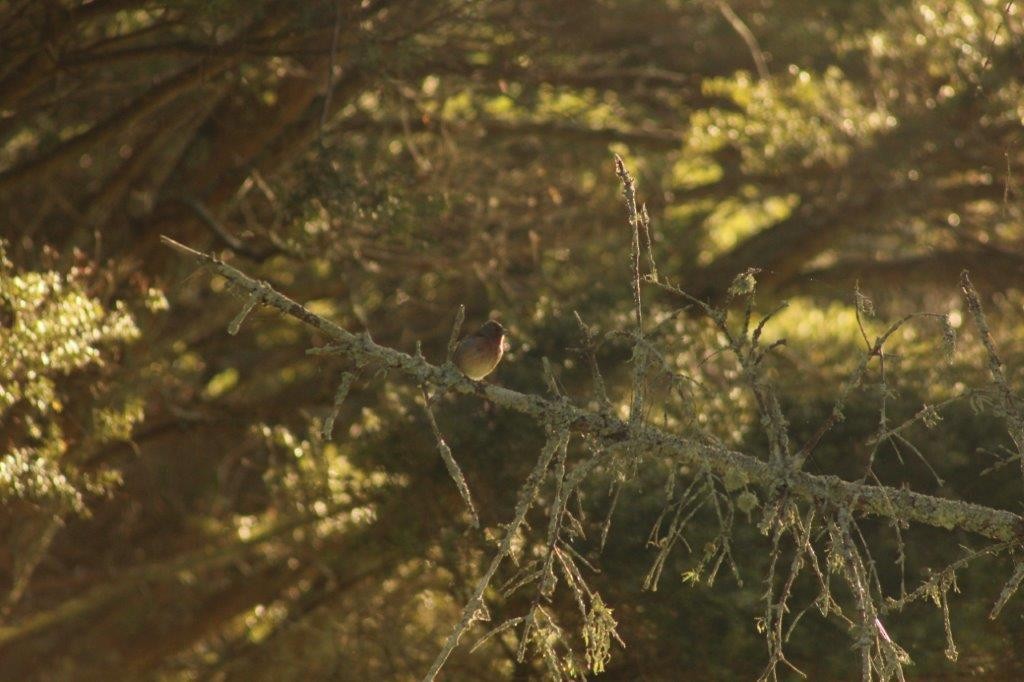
[453,320,506,380]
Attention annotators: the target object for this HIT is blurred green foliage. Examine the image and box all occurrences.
[1,0,1024,679]
[0,244,142,514]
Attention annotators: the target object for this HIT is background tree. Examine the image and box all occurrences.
[2,0,1024,679]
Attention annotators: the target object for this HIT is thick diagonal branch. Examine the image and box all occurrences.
[160,236,1024,544]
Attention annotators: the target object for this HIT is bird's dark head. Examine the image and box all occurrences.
[478,320,505,341]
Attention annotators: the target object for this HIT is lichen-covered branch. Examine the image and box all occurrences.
[961,270,1024,486]
[160,235,1024,545]
[614,155,648,428]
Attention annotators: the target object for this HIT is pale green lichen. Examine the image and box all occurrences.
[722,467,749,492]
[582,595,617,674]
[736,490,759,514]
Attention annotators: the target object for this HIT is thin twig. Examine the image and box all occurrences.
[319,1,343,136]
[614,155,647,427]
[420,386,480,528]
[573,311,612,409]
[639,203,658,282]
[446,304,466,363]
[713,0,770,80]
[960,270,1024,486]
[322,371,356,440]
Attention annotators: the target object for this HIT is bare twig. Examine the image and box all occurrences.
[419,386,480,528]
[639,203,658,282]
[713,0,770,81]
[991,560,1024,619]
[614,155,648,427]
[321,371,356,440]
[319,0,343,135]
[614,155,643,336]
[573,311,612,409]
[446,304,466,363]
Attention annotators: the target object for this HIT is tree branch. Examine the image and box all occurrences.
[160,236,1024,544]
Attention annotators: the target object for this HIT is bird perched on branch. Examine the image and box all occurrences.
[453,320,506,380]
